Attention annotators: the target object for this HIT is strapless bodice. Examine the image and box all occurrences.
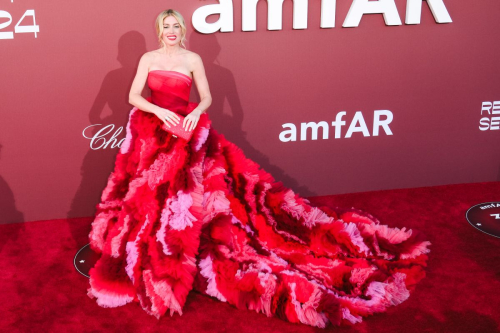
[147,70,193,116]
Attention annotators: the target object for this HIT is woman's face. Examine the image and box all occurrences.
[162,16,182,47]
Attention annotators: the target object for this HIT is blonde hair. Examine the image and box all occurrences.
[155,9,187,49]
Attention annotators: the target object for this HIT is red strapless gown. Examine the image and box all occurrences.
[87,70,431,328]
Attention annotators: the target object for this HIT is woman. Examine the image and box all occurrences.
[87,9,431,329]
[127,10,211,135]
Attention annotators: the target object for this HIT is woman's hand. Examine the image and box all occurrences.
[183,109,203,132]
[154,108,180,128]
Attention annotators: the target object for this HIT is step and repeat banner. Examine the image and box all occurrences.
[1,0,499,223]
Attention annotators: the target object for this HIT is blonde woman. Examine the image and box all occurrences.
[87,9,431,329]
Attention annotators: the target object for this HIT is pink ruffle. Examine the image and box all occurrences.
[88,105,431,329]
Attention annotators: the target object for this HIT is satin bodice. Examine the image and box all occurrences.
[147,70,193,116]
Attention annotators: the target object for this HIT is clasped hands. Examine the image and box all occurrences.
[154,108,203,132]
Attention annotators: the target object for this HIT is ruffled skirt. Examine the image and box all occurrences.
[87,106,431,328]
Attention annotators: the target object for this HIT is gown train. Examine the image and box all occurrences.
[87,70,431,328]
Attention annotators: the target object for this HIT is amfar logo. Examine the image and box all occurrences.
[279,110,393,142]
[192,0,452,33]
[466,202,500,239]
[480,203,500,210]
[479,101,500,131]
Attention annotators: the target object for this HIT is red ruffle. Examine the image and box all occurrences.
[88,107,431,328]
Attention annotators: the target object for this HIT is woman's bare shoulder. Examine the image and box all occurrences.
[185,50,201,59]
[135,50,155,63]
[145,49,162,58]
[186,50,203,66]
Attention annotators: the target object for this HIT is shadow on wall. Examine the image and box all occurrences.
[65,28,314,245]
[188,31,314,197]
[0,142,26,254]
[0,142,25,225]
[66,31,148,243]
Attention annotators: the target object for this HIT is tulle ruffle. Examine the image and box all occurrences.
[88,107,430,328]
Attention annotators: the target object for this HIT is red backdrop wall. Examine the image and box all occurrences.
[2,0,499,224]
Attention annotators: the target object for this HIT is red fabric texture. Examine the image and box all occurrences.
[86,70,430,328]
[1,182,500,332]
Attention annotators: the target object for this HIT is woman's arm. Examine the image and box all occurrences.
[128,52,180,127]
[183,53,212,131]
[191,53,212,114]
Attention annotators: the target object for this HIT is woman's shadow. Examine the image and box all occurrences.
[188,31,314,196]
[66,31,147,245]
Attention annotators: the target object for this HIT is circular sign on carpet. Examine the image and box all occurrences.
[74,244,99,278]
[466,202,500,239]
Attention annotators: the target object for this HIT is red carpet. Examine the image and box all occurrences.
[1,182,499,332]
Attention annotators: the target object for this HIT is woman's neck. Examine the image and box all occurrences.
[162,45,182,57]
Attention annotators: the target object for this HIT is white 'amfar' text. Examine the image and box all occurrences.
[192,0,452,33]
[279,110,393,142]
